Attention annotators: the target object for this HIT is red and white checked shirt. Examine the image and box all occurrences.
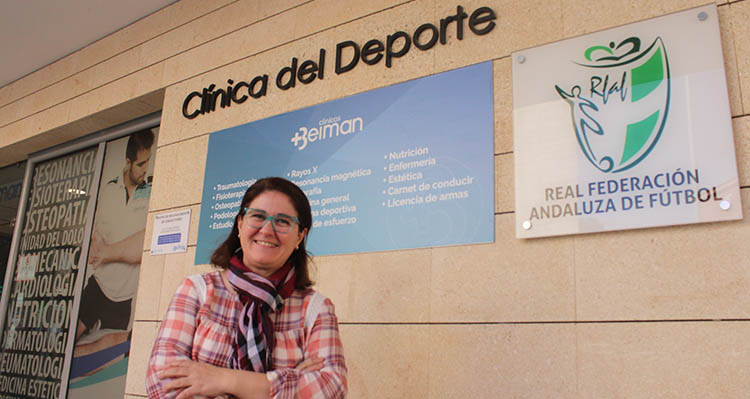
[146,271,347,398]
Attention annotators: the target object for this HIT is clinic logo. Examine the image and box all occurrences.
[555,36,670,173]
[290,115,364,151]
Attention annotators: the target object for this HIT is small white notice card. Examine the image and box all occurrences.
[150,209,191,255]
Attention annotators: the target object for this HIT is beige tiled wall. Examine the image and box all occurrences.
[2,0,750,398]
[576,321,750,397]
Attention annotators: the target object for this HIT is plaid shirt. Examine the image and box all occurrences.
[146,271,347,398]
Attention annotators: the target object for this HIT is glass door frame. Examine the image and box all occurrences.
[0,111,160,399]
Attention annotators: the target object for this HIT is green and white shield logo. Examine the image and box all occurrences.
[555,36,670,173]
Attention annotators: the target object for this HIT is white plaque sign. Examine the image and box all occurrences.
[512,4,742,238]
[150,209,191,255]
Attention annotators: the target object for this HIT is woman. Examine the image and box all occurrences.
[146,177,347,399]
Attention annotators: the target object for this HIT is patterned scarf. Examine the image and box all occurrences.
[227,255,296,372]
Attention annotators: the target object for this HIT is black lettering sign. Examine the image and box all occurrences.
[181,4,497,119]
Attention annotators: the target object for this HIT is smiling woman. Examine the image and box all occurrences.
[146,177,347,399]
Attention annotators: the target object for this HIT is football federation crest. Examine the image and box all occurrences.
[555,36,670,173]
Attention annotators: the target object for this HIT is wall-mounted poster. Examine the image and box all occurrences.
[0,147,98,399]
[68,128,157,399]
[512,4,742,238]
[196,62,494,264]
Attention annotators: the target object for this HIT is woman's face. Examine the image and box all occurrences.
[237,190,306,277]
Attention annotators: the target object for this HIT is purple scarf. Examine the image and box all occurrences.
[226,255,296,371]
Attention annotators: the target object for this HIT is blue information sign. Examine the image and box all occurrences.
[195,62,494,264]
[157,233,181,245]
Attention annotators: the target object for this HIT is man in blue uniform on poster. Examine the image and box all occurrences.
[73,129,154,364]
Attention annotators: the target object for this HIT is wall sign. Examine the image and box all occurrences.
[181,5,497,119]
[195,62,494,264]
[68,129,156,399]
[512,4,742,238]
[0,147,98,399]
[150,209,190,255]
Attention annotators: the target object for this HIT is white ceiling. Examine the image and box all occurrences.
[0,0,177,88]
[0,0,175,238]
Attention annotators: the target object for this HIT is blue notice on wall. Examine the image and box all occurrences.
[157,233,181,245]
[195,62,494,264]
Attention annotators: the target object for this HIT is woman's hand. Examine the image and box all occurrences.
[159,359,232,399]
[159,357,323,399]
[295,356,324,372]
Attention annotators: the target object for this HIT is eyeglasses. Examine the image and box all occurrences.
[242,207,300,234]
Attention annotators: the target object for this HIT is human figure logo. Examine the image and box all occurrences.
[555,36,670,173]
